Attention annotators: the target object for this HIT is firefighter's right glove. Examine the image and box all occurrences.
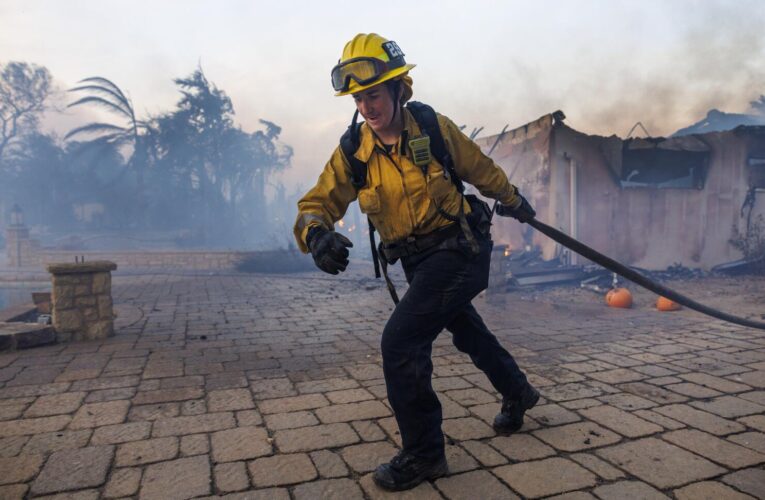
[496,194,536,223]
[307,227,354,275]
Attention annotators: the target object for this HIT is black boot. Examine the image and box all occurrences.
[493,384,540,435]
[373,451,448,491]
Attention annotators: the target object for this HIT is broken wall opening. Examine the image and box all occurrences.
[621,146,710,189]
[614,137,711,189]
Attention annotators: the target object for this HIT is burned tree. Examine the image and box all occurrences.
[0,62,51,165]
[150,67,292,246]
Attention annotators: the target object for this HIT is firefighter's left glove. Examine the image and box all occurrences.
[496,194,536,223]
[307,227,354,275]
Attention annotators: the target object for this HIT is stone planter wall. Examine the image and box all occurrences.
[4,225,311,273]
[37,250,250,270]
[47,261,117,342]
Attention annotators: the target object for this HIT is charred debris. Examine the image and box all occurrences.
[493,243,760,293]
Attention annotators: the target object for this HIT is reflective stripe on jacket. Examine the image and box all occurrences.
[293,108,521,252]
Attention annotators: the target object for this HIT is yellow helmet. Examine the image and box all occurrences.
[331,33,415,96]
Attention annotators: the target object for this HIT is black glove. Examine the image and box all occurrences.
[496,194,536,223]
[307,227,354,275]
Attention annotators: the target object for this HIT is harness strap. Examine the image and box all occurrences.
[378,247,400,304]
[406,102,464,193]
[382,223,462,261]
[338,101,483,305]
[340,110,385,278]
[407,102,479,253]
[457,197,480,254]
[340,110,367,189]
[368,220,381,279]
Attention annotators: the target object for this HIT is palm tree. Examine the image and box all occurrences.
[65,77,153,222]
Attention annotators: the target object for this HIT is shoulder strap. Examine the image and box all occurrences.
[338,110,384,282]
[408,101,478,253]
[339,110,367,189]
[406,101,464,193]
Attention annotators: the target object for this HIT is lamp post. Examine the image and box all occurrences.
[10,204,24,227]
[7,204,26,267]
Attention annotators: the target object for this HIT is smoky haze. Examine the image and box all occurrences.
[1,0,764,252]
[568,3,765,138]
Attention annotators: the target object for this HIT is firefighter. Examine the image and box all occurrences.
[293,33,539,491]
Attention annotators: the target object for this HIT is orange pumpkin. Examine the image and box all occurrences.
[656,296,681,311]
[605,287,633,308]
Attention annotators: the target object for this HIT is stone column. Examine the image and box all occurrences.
[47,261,117,342]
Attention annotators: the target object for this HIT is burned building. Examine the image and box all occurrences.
[476,113,765,270]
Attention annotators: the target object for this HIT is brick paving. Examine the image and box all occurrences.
[0,269,763,498]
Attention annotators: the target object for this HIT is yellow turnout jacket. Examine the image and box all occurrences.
[294,108,521,252]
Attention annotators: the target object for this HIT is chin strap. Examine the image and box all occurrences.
[387,79,403,128]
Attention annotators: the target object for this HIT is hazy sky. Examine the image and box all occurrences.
[2,0,764,192]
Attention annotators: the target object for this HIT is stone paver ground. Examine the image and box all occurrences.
[0,267,764,499]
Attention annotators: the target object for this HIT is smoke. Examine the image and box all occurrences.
[492,1,765,138]
[7,0,764,236]
[590,6,764,136]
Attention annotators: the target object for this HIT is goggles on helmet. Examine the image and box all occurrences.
[331,55,406,93]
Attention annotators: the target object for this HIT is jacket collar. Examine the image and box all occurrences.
[354,107,423,163]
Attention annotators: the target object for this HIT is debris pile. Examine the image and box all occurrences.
[711,256,765,276]
[504,247,590,288]
[632,263,708,281]
[498,247,712,292]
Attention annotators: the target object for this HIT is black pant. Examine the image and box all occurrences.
[381,234,529,460]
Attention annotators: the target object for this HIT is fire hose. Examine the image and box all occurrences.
[523,216,765,331]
